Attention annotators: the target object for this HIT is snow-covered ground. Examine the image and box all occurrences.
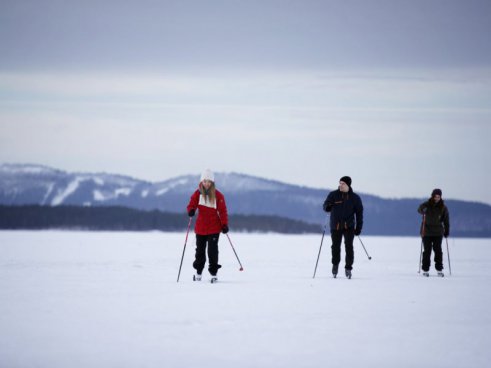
[0,231,490,368]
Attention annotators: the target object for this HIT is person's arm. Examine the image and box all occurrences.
[217,193,229,233]
[354,195,364,235]
[323,193,334,212]
[187,190,199,216]
[417,202,427,215]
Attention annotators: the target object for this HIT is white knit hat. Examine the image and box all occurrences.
[200,169,215,182]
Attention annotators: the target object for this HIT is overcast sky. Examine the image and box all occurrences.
[1,0,490,204]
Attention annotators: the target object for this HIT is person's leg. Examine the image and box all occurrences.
[433,236,444,272]
[207,233,222,276]
[422,236,432,272]
[331,230,342,274]
[344,229,355,271]
[193,234,207,274]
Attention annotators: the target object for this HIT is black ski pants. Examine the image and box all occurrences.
[193,233,222,276]
[422,235,443,272]
[331,228,355,270]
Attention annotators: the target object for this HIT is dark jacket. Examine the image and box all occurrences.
[323,188,363,232]
[418,199,450,237]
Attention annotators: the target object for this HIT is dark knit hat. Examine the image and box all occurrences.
[431,188,442,197]
[340,176,352,187]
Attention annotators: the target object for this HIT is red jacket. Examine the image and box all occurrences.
[187,189,228,235]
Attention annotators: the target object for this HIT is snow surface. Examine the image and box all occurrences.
[51,178,82,206]
[41,183,55,205]
[155,178,191,196]
[93,187,132,201]
[0,163,60,175]
[0,231,490,368]
[217,173,286,192]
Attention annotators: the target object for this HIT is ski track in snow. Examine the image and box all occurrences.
[0,231,490,368]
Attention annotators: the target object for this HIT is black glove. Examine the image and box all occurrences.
[222,225,229,234]
[354,227,361,236]
[188,209,195,217]
[323,201,333,212]
[444,230,449,238]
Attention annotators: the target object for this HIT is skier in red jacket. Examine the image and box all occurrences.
[187,169,229,282]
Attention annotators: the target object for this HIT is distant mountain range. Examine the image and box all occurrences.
[1,163,490,237]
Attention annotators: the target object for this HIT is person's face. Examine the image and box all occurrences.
[433,195,441,202]
[339,181,349,192]
[202,180,212,190]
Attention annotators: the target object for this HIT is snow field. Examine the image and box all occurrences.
[0,231,490,368]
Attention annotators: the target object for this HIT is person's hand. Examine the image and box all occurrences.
[323,201,333,212]
[354,227,361,236]
[188,209,195,217]
[222,225,229,234]
[444,231,449,238]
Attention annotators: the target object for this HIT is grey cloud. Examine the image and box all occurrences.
[0,0,490,70]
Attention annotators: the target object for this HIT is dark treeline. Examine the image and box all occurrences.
[0,205,321,234]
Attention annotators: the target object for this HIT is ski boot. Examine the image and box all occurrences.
[193,273,202,281]
[437,271,444,277]
[345,269,352,279]
[210,276,218,284]
[332,264,338,278]
[422,271,430,277]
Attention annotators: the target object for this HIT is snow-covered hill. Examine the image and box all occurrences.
[0,163,288,204]
[1,163,491,237]
[0,163,324,217]
[0,163,147,206]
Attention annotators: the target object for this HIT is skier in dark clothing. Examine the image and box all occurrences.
[323,176,364,279]
[417,188,450,277]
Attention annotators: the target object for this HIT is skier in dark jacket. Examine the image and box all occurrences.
[323,176,364,279]
[417,188,450,277]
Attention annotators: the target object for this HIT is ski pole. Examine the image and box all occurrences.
[357,236,372,260]
[445,237,452,276]
[224,233,244,271]
[215,210,244,271]
[177,217,193,283]
[313,215,330,278]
